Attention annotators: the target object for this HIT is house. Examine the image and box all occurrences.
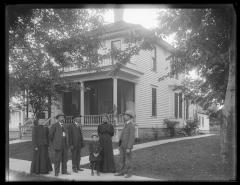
[50,9,191,140]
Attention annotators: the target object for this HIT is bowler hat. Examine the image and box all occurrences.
[124,110,134,118]
[91,133,99,138]
[72,115,82,120]
[55,113,65,119]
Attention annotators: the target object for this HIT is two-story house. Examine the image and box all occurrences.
[51,9,190,140]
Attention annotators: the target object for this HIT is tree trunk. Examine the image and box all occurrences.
[48,95,51,125]
[219,8,236,179]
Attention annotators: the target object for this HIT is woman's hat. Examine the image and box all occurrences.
[91,133,99,138]
[124,110,134,118]
[102,113,109,120]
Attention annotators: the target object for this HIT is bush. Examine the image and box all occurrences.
[152,127,159,140]
[184,118,199,136]
[163,119,179,137]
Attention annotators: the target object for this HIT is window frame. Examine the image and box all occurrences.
[174,92,183,119]
[151,46,157,72]
[111,40,121,64]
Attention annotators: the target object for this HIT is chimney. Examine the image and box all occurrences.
[114,9,124,23]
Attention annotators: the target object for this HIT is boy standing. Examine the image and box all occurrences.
[89,133,102,176]
[115,110,135,178]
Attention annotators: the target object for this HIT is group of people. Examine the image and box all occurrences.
[30,110,136,179]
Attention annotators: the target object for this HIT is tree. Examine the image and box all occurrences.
[156,6,236,178]
[8,8,107,119]
[8,7,153,120]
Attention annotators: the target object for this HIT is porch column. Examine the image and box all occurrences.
[113,77,118,141]
[80,81,85,125]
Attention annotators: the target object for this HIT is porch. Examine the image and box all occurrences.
[62,78,135,126]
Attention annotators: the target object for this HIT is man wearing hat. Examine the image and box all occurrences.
[68,115,85,173]
[115,110,135,178]
[49,113,71,176]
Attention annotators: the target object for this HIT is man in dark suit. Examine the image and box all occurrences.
[68,115,85,173]
[49,113,71,176]
[115,110,135,178]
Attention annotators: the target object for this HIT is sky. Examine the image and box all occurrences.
[103,9,176,45]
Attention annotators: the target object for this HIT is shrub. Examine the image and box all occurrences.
[152,127,159,140]
[163,119,179,137]
[184,118,199,136]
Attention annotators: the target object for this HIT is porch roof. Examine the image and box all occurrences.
[61,65,143,82]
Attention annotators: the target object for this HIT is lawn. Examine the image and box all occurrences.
[82,135,234,181]
[9,140,119,162]
[9,134,233,181]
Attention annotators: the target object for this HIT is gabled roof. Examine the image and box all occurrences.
[87,21,175,53]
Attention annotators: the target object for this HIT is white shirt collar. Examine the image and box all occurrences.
[126,120,131,125]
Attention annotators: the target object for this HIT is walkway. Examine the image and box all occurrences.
[9,134,215,181]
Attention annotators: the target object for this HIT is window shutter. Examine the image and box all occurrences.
[152,88,157,116]
[179,93,182,118]
[174,93,178,118]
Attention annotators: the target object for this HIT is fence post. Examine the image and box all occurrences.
[19,122,22,139]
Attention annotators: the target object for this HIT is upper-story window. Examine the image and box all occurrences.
[111,40,121,64]
[151,46,157,72]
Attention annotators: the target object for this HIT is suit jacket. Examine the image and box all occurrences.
[119,120,135,149]
[49,122,69,150]
[68,122,84,149]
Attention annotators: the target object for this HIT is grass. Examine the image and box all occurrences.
[9,140,119,162]
[82,135,234,181]
[7,170,65,181]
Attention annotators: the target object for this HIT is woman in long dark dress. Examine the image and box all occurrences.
[30,118,53,174]
[97,113,115,173]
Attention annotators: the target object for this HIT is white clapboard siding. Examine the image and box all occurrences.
[134,44,174,127]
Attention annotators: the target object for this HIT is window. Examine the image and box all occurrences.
[111,40,121,64]
[152,88,157,116]
[174,92,183,118]
[152,47,157,72]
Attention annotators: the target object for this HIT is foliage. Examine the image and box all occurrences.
[8,8,154,119]
[163,118,179,137]
[156,7,233,105]
[184,118,199,136]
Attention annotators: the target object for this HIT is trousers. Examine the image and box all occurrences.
[71,147,81,170]
[118,146,133,175]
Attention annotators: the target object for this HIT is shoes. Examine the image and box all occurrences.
[114,172,124,176]
[62,172,71,175]
[91,171,94,176]
[73,169,78,173]
[77,168,84,171]
[124,174,132,178]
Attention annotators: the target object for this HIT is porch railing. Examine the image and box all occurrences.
[63,59,113,72]
[63,114,124,126]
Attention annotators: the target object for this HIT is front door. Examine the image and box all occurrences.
[63,92,72,116]
[89,87,98,115]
